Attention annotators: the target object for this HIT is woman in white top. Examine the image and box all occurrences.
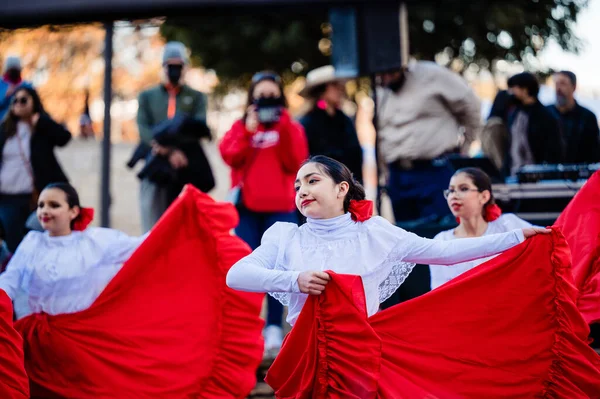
[226,156,549,326]
[429,167,532,290]
[0,182,146,320]
[0,86,71,252]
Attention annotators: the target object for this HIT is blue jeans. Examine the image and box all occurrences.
[387,161,453,222]
[0,193,33,252]
[235,207,298,327]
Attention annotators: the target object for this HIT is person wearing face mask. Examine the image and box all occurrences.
[298,66,363,184]
[0,56,33,121]
[219,71,308,357]
[136,41,211,233]
[546,71,599,164]
[0,86,71,252]
[376,61,482,224]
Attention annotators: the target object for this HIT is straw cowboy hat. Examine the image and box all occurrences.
[298,65,348,98]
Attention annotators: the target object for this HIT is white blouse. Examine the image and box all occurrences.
[0,121,34,195]
[226,213,525,326]
[0,228,146,319]
[429,214,532,290]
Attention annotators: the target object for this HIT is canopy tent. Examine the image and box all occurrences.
[0,0,402,227]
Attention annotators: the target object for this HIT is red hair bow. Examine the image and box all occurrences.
[484,203,502,222]
[73,208,94,231]
[349,200,374,222]
[456,203,502,224]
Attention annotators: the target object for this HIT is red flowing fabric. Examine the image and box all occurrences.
[0,290,28,399]
[555,171,600,325]
[15,185,265,398]
[266,229,600,398]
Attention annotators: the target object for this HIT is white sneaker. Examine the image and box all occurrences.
[263,325,283,358]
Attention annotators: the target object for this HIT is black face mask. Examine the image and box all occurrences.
[387,74,405,92]
[166,65,183,86]
[6,69,21,84]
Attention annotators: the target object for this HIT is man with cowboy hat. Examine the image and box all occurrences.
[299,65,363,183]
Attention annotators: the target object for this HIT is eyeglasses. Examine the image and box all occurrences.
[252,72,281,84]
[12,96,29,105]
[443,188,480,199]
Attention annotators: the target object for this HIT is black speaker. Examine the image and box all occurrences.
[329,3,402,77]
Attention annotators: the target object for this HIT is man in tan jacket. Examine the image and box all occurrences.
[377,61,481,223]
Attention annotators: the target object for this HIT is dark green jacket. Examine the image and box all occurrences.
[136,84,207,145]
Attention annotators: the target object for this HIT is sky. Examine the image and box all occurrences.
[539,0,600,96]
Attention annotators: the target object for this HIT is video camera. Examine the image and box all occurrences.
[253,97,283,124]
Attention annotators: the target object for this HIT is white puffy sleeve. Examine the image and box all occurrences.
[85,228,149,265]
[0,232,39,299]
[394,224,525,265]
[226,222,301,295]
[498,213,533,230]
[428,230,456,290]
[365,216,525,304]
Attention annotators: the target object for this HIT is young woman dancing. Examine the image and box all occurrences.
[226,156,548,326]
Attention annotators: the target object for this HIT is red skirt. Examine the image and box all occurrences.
[0,290,28,399]
[555,170,600,324]
[266,229,600,398]
[14,186,265,398]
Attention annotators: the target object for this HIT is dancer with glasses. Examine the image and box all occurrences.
[227,156,545,327]
[226,156,600,397]
[219,71,308,357]
[0,86,71,252]
[430,167,532,289]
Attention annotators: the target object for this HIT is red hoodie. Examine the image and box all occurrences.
[219,110,308,213]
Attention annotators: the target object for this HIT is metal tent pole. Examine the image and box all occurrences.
[372,73,382,214]
[101,21,113,227]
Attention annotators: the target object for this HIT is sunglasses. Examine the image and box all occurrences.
[12,96,30,105]
[252,72,281,84]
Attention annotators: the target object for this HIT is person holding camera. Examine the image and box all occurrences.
[219,71,308,357]
[136,42,211,233]
[299,65,363,184]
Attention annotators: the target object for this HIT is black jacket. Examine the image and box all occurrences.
[299,108,363,183]
[133,114,215,198]
[506,101,563,167]
[546,103,600,164]
[0,114,71,193]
